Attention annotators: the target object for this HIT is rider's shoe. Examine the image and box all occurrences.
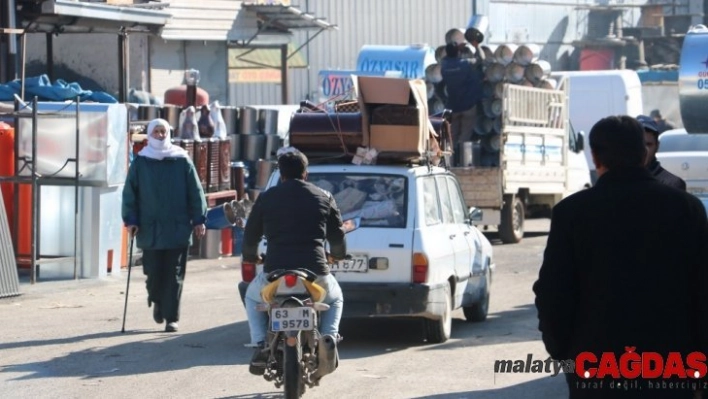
[249,341,267,376]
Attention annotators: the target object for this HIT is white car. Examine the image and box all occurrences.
[657,129,708,195]
[239,164,495,344]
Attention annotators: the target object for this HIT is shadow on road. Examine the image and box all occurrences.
[337,303,540,359]
[409,375,568,398]
[214,393,282,399]
[1,321,253,381]
[420,303,541,351]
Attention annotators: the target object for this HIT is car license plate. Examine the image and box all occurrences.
[331,255,369,272]
[270,307,315,332]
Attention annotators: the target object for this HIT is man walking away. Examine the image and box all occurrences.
[533,115,708,399]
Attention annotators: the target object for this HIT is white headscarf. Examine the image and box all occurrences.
[138,118,189,160]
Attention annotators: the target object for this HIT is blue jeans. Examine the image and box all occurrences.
[245,272,343,345]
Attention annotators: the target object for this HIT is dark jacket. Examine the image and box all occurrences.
[648,159,686,191]
[242,179,346,275]
[533,167,708,398]
[122,156,207,249]
[440,56,483,113]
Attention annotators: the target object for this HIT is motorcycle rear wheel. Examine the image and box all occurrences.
[283,340,303,399]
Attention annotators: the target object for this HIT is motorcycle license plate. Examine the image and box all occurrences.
[271,307,315,332]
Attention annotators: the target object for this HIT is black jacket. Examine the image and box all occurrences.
[242,179,346,275]
[533,167,708,398]
[648,159,686,191]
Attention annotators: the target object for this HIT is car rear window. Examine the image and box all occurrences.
[659,134,708,152]
[308,173,408,228]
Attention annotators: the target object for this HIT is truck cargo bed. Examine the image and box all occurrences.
[450,167,503,209]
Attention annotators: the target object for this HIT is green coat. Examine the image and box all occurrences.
[122,156,207,249]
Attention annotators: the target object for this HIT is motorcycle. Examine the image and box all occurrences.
[252,217,360,398]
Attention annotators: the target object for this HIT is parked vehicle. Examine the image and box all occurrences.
[449,79,591,244]
[240,164,495,344]
[656,129,708,195]
[249,218,361,399]
[550,69,644,184]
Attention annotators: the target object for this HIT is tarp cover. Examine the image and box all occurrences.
[0,75,117,103]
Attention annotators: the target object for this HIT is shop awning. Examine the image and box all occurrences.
[18,0,171,34]
[229,2,338,46]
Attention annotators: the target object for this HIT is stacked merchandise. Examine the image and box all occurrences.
[423,27,558,167]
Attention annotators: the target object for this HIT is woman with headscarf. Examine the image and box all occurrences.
[122,118,207,332]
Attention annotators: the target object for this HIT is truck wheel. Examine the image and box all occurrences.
[499,194,524,244]
[425,282,452,344]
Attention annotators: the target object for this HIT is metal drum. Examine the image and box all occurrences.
[494,44,518,65]
[435,45,447,62]
[239,106,259,135]
[258,109,279,135]
[425,63,442,83]
[193,141,208,191]
[161,105,182,130]
[179,139,195,160]
[524,60,552,83]
[264,134,283,160]
[221,106,239,135]
[466,15,489,43]
[219,138,232,191]
[513,44,541,66]
[504,62,526,83]
[457,141,474,167]
[679,24,708,133]
[444,28,465,45]
[230,161,246,199]
[137,105,160,121]
[206,138,220,192]
[484,63,505,83]
[229,134,241,161]
[241,134,267,161]
[255,160,276,189]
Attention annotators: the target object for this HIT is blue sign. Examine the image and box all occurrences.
[356,45,436,79]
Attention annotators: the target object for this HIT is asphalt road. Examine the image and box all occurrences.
[0,218,569,399]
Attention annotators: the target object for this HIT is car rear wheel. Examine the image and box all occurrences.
[425,282,452,343]
[463,278,490,322]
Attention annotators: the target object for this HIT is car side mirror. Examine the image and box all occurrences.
[342,217,361,233]
[468,207,483,223]
[576,131,585,152]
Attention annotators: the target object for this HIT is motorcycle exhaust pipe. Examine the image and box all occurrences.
[312,334,338,379]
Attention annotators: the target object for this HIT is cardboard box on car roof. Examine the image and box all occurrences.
[352,75,430,158]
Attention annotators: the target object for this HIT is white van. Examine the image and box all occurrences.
[239,164,495,344]
[550,70,644,183]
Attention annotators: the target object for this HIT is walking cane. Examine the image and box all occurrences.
[121,235,135,333]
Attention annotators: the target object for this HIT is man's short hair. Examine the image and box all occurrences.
[278,151,308,180]
[445,43,459,58]
[650,109,662,119]
[589,115,647,170]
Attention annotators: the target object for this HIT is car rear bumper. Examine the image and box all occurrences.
[239,280,450,320]
[338,281,448,320]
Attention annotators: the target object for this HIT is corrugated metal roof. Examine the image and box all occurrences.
[159,0,242,41]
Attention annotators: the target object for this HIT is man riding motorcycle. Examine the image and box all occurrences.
[242,147,347,375]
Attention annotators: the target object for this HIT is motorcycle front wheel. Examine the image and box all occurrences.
[283,335,303,399]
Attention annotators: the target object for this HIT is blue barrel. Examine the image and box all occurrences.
[232,226,244,256]
[205,202,237,230]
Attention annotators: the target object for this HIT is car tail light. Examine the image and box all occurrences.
[242,262,256,282]
[284,274,298,287]
[412,252,428,284]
